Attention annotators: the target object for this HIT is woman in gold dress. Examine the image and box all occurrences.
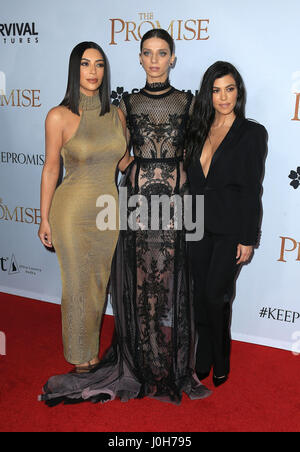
[38,42,127,372]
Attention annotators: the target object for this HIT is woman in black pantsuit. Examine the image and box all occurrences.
[185,61,267,387]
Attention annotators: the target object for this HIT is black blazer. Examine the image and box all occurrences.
[187,116,268,246]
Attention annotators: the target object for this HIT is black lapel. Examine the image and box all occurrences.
[207,116,247,177]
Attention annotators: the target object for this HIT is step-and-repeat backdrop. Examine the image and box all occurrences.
[1,0,300,353]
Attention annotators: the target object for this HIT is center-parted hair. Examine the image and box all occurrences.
[60,41,111,116]
[185,61,246,168]
[140,28,175,55]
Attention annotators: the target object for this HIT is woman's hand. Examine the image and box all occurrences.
[236,244,253,265]
[118,152,134,173]
[38,220,53,248]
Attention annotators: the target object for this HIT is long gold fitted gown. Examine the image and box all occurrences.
[49,92,126,364]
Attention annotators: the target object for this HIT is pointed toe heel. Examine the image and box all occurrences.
[213,375,228,387]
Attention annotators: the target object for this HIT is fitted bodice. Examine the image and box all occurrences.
[120,88,193,160]
[61,92,126,184]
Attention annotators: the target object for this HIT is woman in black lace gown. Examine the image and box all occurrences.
[39,29,211,406]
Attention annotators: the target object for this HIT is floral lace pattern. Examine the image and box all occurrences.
[121,89,192,160]
[118,89,197,400]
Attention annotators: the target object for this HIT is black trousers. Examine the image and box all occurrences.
[189,232,241,378]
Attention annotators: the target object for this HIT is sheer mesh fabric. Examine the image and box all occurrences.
[119,89,195,401]
[120,88,194,159]
[40,88,211,406]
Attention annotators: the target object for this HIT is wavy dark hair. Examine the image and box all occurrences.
[60,41,110,116]
[140,28,174,54]
[185,61,246,168]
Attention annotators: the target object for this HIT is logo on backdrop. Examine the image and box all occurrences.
[259,307,300,324]
[0,22,38,44]
[0,253,42,277]
[291,71,300,121]
[0,198,41,225]
[111,87,129,106]
[288,167,300,189]
[0,254,20,275]
[109,12,210,45]
[0,151,44,166]
[278,236,300,262]
[0,89,41,107]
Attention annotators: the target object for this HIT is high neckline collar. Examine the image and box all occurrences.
[144,78,171,92]
[79,91,101,111]
[140,87,175,99]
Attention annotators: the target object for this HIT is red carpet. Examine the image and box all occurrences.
[0,292,299,432]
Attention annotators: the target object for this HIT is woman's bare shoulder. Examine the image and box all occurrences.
[47,105,71,121]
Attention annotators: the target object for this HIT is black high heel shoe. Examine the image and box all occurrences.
[213,375,228,387]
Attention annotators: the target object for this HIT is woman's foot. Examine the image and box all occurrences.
[71,357,100,374]
[213,374,228,387]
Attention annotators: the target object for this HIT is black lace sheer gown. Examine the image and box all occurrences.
[39,87,211,406]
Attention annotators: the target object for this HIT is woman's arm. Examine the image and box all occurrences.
[38,108,64,247]
[117,107,134,173]
[238,123,268,262]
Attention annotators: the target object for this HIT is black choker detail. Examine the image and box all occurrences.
[144,79,171,92]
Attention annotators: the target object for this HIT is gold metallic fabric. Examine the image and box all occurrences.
[49,93,126,364]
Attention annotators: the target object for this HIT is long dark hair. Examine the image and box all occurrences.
[185,61,246,168]
[60,41,111,116]
[140,28,174,54]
